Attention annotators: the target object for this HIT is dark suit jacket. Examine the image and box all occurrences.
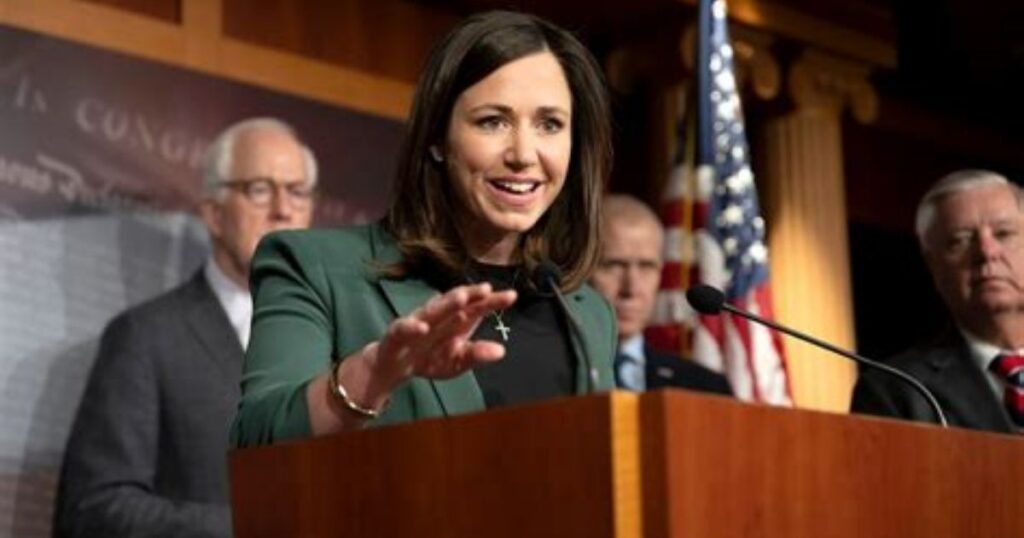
[644,346,733,396]
[850,331,1015,434]
[232,223,617,447]
[55,269,243,538]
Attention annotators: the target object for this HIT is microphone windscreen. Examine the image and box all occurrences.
[686,285,726,314]
[532,261,563,291]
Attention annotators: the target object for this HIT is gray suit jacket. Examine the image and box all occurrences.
[55,269,243,537]
[850,331,1015,434]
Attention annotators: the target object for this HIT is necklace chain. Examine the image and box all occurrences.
[466,267,520,342]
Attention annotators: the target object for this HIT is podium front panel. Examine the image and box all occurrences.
[640,390,1024,538]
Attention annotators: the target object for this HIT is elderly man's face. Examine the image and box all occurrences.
[201,128,314,285]
[591,219,664,341]
[923,184,1024,326]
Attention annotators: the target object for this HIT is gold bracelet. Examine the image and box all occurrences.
[327,360,388,419]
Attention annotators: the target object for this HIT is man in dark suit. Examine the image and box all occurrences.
[851,170,1023,434]
[590,194,732,395]
[54,118,317,537]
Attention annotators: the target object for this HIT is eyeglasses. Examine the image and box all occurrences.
[219,178,315,207]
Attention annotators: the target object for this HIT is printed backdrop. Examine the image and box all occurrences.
[0,24,403,536]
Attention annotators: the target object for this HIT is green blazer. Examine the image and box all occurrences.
[232,223,617,447]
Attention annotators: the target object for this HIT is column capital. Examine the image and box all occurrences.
[606,21,781,101]
[788,50,878,123]
[681,22,781,100]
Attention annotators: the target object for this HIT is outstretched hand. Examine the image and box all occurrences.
[369,283,517,387]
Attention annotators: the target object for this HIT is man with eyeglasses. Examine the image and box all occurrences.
[851,170,1024,434]
[55,118,316,537]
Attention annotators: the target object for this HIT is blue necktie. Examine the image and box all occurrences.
[614,353,645,391]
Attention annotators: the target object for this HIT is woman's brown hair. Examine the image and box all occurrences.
[384,10,612,291]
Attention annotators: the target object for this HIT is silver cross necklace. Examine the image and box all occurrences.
[467,266,520,342]
[492,310,512,342]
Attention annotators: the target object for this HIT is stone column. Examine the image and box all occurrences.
[759,50,878,412]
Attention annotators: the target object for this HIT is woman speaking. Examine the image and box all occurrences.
[233,10,616,446]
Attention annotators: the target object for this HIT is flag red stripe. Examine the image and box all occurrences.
[661,201,685,228]
[728,307,762,402]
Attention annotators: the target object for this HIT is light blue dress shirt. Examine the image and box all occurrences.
[616,335,647,391]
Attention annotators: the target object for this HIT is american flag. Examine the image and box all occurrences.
[647,0,791,404]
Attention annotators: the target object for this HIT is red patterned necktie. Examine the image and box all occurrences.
[989,354,1024,428]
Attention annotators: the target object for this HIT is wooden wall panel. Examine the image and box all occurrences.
[755,0,896,41]
[79,0,181,23]
[0,0,415,119]
[223,0,458,84]
[844,99,1024,234]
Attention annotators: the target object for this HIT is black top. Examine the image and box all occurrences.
[463,262,576,408]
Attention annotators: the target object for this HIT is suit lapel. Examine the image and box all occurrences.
[565,291,591,394]
[371,227,486,416]
[924,339,1014,433]
[183,271,245,384]
[378,278,437,320]
[564,289,613,393]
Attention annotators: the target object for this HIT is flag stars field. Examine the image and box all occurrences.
[648,0,791,405]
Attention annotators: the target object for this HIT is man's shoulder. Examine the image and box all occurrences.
[883,334,965,372]
[858,335,966,390]
[645,346,733,395]
[99,271,207,337]
[646,350,719,377]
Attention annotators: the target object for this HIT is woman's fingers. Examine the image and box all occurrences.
[376,284,520,380]
[379,316,429,355]
[422,288,517,350]
[415,283,516,322]
[407,285,516,346]
[461,289,517,319]
[463,340,506,363]
[415,283,485,325]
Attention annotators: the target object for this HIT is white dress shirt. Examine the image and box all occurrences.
[204,259,252,349]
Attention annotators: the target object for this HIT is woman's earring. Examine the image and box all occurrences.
[429,146,443,163]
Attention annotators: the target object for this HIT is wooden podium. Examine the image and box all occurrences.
[229,390,1024,537]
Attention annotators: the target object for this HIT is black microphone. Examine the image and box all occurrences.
[685,285,949,427]
[534,261,596,393]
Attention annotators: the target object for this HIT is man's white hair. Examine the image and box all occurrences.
[914,169,1022,250]
[201,117,318,201]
